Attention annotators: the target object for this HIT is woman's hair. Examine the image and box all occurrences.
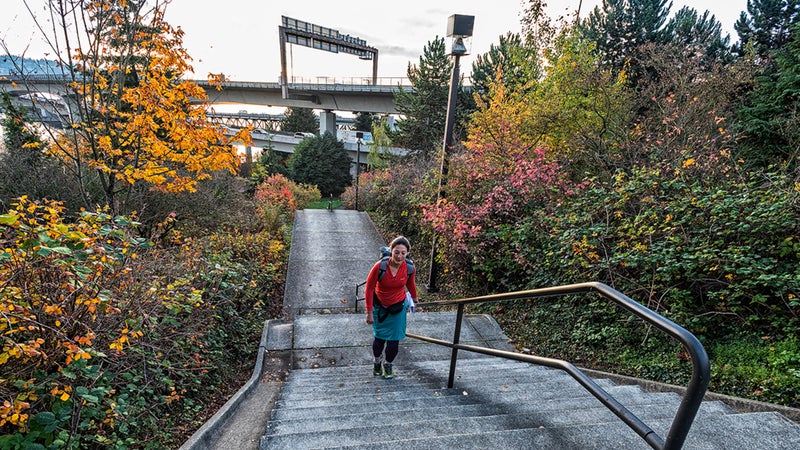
[389,236,411,252]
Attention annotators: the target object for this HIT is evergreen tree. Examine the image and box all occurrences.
[389,37,453,159]
[280,107,319,133]
[471,33,541,100]
[0,93,78,210]
[352,112,376,132]
[581,0,673,84]
[288,132,352,197]
[734,0,800,57]
[737,22,800,166]
[665,7,732,64]
[249,145,289,187]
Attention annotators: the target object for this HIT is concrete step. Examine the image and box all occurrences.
[284,357,541,380]
[278,364,614,401]
[277,374,617,401]
[260,399,738,450]
[280,360,574,391]
[265,391,733,437]
[272,374,624,411]
[294,411,800,450]
[268,380,709,425]
[312,413,800,450]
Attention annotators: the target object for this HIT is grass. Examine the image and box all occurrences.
[307,197,342,209]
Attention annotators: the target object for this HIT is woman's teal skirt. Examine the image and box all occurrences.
[372,306,407,341]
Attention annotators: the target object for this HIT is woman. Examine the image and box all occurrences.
[364,236,418,379]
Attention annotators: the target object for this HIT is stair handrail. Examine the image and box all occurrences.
[407,281,709,450]
[355,280,366,313]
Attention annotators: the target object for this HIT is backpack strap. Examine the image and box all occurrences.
[378,257,414,281]
[377,256,390,281]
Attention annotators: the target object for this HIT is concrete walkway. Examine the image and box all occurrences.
[180,209,391,449]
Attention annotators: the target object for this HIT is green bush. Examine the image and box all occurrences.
[710,335,800,407]
[503,166,800,337]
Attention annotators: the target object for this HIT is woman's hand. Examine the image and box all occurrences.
[365,311,374,324]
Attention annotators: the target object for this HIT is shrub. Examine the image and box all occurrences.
[253,174,320,231]
[0,197,151,447]
[0,196,290,448]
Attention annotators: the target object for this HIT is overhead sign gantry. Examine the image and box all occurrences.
[278,16,379,102]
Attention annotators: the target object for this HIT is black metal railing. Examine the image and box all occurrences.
[355,280,366,313]
[395,282,709,450]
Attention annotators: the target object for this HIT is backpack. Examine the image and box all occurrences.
[377,246,415,281]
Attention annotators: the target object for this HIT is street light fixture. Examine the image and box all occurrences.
[355,131,363,211]
[427,14,474,293]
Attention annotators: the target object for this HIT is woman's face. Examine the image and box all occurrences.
[391,244,408,264]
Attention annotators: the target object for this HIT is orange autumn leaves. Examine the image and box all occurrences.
[51,4,245,207]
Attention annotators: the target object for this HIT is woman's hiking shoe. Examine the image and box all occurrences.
[373,363,382,377]
[382,363,394,379]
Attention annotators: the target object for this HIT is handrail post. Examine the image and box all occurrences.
[447,303,465,388]
[354,282,359,313]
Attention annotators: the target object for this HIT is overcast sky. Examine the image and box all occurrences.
[3,0,749,82]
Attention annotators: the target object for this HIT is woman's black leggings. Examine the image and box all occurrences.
[372,338,399,363]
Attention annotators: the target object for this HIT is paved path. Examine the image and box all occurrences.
[180,209,388,449]
[282,209,385,317]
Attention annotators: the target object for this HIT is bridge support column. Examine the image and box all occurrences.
[319,110,337,137]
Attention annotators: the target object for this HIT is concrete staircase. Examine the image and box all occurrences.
[182,210,800,449]
[258,314,800,450]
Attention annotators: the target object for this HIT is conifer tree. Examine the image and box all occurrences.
[471,33,541,100]
[581,0,673,84]
[734,0,800,57]
[352,112,376,132]
[390,37,453,159]
[665,7,732,63]
[280,107,319,133]
[737,22,800,166]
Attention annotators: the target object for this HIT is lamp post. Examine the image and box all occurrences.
[427,14,474,293]
[355,131,363,211]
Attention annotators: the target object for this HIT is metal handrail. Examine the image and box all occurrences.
[354,280,366,313]
[406,281,709,450]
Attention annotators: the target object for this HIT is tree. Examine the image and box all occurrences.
[581,0,673,84]
[390,37,455,159]
[520,0,557,51]
[627,39,743,174]
[353,112,376,132]
[471,33,541,100]
[9,0,243,216]
[280,107,319,133]
[365,116,396,169]
[665,7,732,64]
[288,132,352,197]
[528,29,633,177]
[737,22,800,166]
[0,94,79,210]
[250,146,289,186]
[734,0,800,57]
[421,77,578,291]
